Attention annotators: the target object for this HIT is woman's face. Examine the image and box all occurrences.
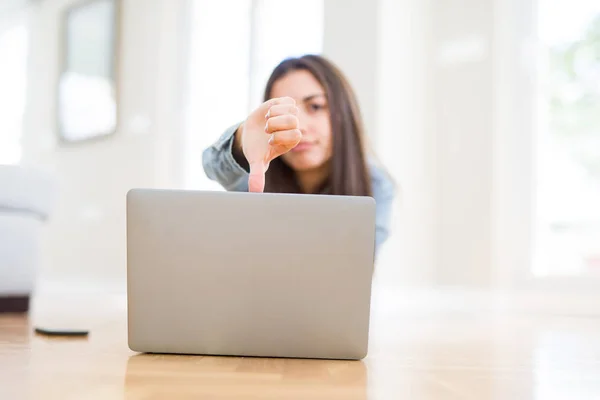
[269,70,333,172]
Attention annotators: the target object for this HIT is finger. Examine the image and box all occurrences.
[265,104,299,119]
[265,115,299,134]
[268,129,302,147]
[248,162,266,193]
[258,97,296,114]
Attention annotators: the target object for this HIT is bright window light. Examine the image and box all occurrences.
[0,22,27,165]
[534,0,600,277]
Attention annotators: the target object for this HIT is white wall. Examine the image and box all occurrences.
[429,0,496,286]
[322,0,379,147]
[491,0,536,288]
[322,0,537,289]
[427,0,536,287]
[376,0,437,287]
[0,0,29,19]
[22,0,187,286]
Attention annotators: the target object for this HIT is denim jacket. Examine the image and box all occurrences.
[202,124,395,255]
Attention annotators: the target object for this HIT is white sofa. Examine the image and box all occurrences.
[0,165,55,312]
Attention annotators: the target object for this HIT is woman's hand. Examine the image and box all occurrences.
[237,97,302,192]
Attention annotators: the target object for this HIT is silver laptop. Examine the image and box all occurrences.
[126,189,376,360]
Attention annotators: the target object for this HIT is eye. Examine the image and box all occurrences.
[309,103,325,112]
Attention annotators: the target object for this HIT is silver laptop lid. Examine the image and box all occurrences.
[126,189,376,360]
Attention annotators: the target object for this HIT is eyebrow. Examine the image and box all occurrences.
[302,93,326,103]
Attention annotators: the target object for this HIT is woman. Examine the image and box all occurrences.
[202,54,395,253]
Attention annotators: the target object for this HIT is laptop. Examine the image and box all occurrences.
[126,188,376,360]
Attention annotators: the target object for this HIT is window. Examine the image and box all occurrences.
[184,0,323,190]
[248,0,324,108]
[0,13,28,164]
[184,0,253,190]
[534,1,600,278]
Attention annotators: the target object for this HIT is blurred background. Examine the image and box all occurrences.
[1,0,599,303]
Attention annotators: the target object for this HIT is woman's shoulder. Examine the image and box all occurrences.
[367,158,396,200]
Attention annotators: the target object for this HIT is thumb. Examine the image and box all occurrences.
[248,162,266,193]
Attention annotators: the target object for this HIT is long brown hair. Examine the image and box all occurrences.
[263,55,373,197]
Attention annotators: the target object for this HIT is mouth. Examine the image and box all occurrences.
[291,142,315,152]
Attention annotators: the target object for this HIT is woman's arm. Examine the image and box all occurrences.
[371,165,396,255]
[202,124,250,192]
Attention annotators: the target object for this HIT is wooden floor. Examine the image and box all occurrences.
[2,284,600,399]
